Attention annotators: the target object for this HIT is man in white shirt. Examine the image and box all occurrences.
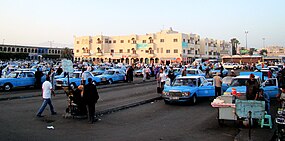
[36,76,56,117]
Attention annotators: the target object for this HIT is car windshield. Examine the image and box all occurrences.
[186,70,196,74]
[7,72,19,78]
[173,68,180,72]
[173,78,197,87]
[230,78,249,86]
[70,73,81,78]
[222,77,233,85]
[104,71,115,75]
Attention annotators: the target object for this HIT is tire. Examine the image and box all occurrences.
[164,99,170,104]
[70,83,76,90]
[3,83,12,91]
[108,79,113,84]
[190,94,197,105]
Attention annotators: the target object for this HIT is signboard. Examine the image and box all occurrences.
[235,99,265,119]
[62,59,74,73]
[136,43,148,49]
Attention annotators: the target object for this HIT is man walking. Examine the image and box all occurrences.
[213,73,222,97]
[84,78,99,124]
[36,76,56,117]
[35,68,43,89]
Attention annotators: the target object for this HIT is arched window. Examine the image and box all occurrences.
[28,48,30,53]
[12,48,15,52]
[16,48,19,52]
[0,47,2,51]
[24,48,27,52]
[8,47,11,52]
[34,49,37,53]
[3,47,7,52]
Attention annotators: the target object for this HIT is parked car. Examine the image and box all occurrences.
[134,68,143,77]
[209,67,228,77]
[55,71,101,89]
[96,69,126,84]
[0,70,41,91]
[223,63,240,70]
[162,76,215,104]
[185,68,205,77]
[92,67,109,76]
[223,74,278,98]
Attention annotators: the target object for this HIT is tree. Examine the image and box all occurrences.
[259,49,267,56]
[230,38,240,55]
[61,47,73,60]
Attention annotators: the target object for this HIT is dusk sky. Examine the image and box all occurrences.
[0,0,284,48]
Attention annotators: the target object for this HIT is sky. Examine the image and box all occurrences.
[0,0,284,48]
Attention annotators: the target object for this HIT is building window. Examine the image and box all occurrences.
[183,39,185,42]
[119,49,123,53]
[76,50,79,53]
[145,50,149,53]
[174,49,178,53]
[161,48,163,53]
[166,50,170,53]
[142,40,146,43]
[160,39,164,42]
[105,39,108,43]
[157,48,159,53]
[77,41,80,44]
[113,40,116,43]
[127,49,130,53]
[188,39,190,43]
[109,40,112,43]
[187,50,191,54]
[183,50,185,54]
[173,39,178,42]
[128,40,130,43]
[120,40,124,43]
[111,49,114,53]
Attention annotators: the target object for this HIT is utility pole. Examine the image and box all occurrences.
[245,31,248,49]
[262,38,265,48]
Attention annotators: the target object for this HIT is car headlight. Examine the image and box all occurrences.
[182,92,190,96]
[162,91,169,96]
[63,81,67,84]
[223,92,231,95]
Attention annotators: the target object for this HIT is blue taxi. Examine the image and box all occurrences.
[162,76,215,104]
[95,69,126,84]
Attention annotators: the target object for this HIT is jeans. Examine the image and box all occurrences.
[37,98,55,115]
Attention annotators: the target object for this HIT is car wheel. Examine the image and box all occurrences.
[3,83,12,91]
[70,83,76,90]
[108,79,113,84]
[164,99,170,104]
[190,94,197,105]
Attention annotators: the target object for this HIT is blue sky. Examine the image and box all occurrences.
[0,0,284,48]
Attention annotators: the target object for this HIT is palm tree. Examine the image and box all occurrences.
[61,47,73,60]
[230,38,240,55]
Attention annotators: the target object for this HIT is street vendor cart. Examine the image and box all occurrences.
[211,95,265,125]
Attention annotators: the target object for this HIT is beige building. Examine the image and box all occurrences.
[262,46,285,56]
[74,28,231,65]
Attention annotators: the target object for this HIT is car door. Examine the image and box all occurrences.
[25,72,36,86]
[198,77,215,97]
[263,78,279,98]
[113,71,119,81]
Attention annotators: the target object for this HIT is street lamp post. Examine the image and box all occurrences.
[245,31,248,49]
[262,38,265,48]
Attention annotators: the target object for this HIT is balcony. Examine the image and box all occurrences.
[82,52,90,56]
[95,52,103,56]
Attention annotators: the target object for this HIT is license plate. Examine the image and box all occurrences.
[170,97,179,100]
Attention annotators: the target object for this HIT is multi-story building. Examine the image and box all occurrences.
[0,44,73,60]
[262,46,285,56]
[74,28,231,65]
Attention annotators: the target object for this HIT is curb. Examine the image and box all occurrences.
[95,96,162,117]
[0,80,156,101]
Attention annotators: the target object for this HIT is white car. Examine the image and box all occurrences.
[223,63,240,70]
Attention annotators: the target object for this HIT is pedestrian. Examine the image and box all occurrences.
[277,87,285,108]
[36,76,56,117]
[213,73,222,97]
[35,68,43,89]
[220,63,224,78]
[181,67,187,76]
[83,78,99,124]
[157,68,167,93]
[57,66,63,75]
[205,66,210,78]
[126,65,134,82]
[142,66,147,82]
[245,74,259,100]
[199,65,202,71]
[167,66,175,84]
[257,89,270,114]
[230,70,236,77]
[49,68,56,90]
[268,69,272,79]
